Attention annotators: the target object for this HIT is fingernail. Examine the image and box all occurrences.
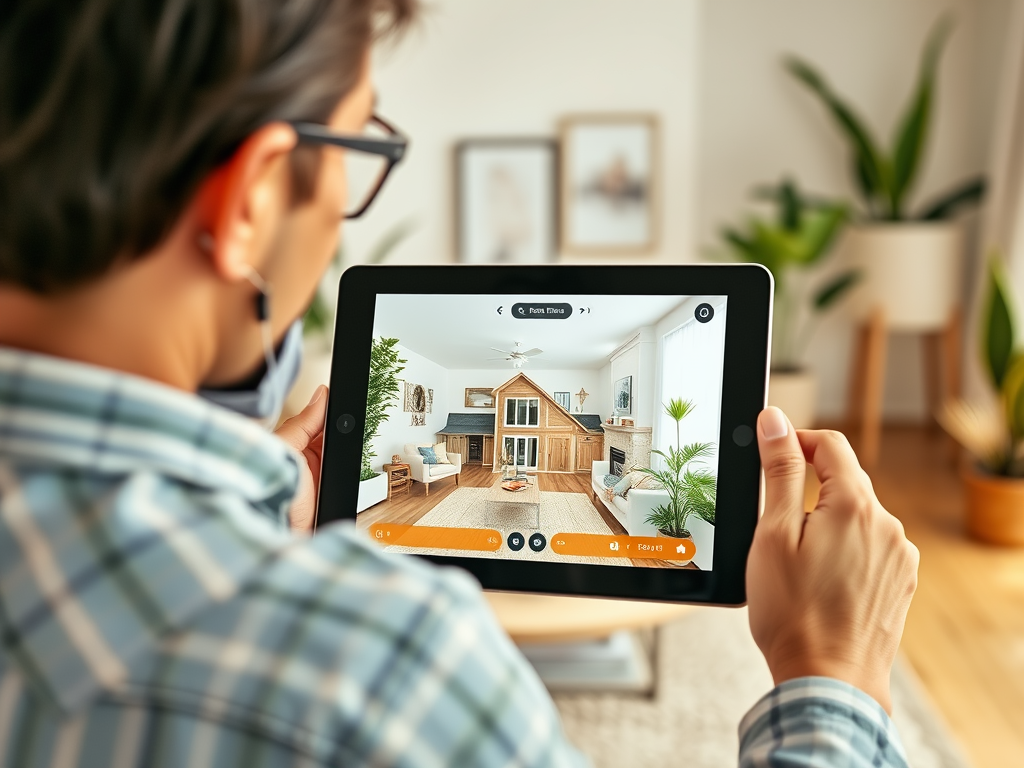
[308,385,326,406]
[759,406,789,440]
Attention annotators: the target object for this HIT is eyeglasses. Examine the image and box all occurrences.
[291,114,408,219]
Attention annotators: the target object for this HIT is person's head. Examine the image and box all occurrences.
[0,0,416,389]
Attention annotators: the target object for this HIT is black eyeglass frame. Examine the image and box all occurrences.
[290,114,408,219]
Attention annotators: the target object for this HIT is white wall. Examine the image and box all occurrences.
[347,0,1011,422]
[371,344,449,470]
[344,0,700,268]
[608,329,657,427]
[697,0,1013,419]
[445,369,607,418]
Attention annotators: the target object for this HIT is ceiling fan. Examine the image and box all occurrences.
[488,341,543,368]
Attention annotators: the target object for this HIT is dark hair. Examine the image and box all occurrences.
[0,0,416,293]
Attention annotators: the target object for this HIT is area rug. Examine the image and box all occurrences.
[384,488,614,564]
[552,607,972,768]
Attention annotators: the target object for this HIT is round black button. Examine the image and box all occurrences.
[732,424,754,447]
[695,303,714,323]
[507,532,525,552]
[529,533,547,552]
[336,414,356,434]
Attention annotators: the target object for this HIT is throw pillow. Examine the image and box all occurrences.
[417,446,439,464]
[602,474,620,488]
[612,474,633,498]
[432,442,451,464]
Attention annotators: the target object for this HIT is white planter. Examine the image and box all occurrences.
[283,336,333,421]
[844,222,963,332]
[768,369,818,430]
[356,472,388,513]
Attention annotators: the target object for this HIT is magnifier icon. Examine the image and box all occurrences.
[518,307,525,315]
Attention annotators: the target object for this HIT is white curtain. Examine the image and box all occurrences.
[655,300,728,476]
[970,3,1024,400]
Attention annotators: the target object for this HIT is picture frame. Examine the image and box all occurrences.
[613,375,632,415]
[553,391,571,410]
[465,387,496,408]
[455,139,558,264]
[559,114,659,255]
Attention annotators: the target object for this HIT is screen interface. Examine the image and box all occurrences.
[359,294,727,571]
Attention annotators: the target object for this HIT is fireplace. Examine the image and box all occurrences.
[610,446,626,476]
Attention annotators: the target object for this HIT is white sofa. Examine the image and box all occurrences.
[590,460,715,570]
[403,444,462,495]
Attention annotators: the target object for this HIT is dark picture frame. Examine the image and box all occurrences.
[455,138,558,264]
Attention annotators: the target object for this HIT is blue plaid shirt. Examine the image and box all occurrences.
[0,346,908,767]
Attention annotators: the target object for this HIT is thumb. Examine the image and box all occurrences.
[757,406,807,538]
[276,385,328,452]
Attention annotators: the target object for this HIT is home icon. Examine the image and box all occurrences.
[676,543,687,554]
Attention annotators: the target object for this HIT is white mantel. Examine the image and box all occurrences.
[602,424,653,471]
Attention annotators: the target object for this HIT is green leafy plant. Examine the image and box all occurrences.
[785,17,984,222]
[638,398,717,537]
[719,178,858,370]
[362,337,406,481]
[940,257,1024,477]
[304,219,416,337]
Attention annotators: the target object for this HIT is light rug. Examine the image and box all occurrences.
[384,487,614,565]
[553,606,972,768]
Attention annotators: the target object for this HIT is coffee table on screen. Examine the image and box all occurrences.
[485,474,541,529]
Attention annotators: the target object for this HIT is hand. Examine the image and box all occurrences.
[746,406,919,713]
[275,385,328,534]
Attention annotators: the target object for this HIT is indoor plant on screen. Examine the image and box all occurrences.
[785,17,984,333]
[638,398,717,567]
[357,337,406,513]
[719,179,857,428]
[939,259,1024,545]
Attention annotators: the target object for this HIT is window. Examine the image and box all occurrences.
[504,397,540,427]
[503,436,539,469]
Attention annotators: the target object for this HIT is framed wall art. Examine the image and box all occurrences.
[465,387,496,408]
[559,114,659,255]
[553,391,571,410]
[456,139,558,264]
[613,375,633,415]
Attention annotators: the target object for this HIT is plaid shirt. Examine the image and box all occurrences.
[0,346,908,768]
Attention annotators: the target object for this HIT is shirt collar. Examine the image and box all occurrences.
[0,347,301,711]
[0,346,299,515]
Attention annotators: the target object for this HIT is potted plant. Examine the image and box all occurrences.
[785,17,985,332]
[357,336,406,513]
[638,398,717,567]
[719,179,857,428]
[285,220,414,418]
[939,258,1024,545]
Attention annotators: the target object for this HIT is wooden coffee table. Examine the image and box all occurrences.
[485,475,541,529]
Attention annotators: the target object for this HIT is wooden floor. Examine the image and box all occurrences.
[835,426,1024,768]
[358,463,689,568]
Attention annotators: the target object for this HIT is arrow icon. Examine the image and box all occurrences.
[497,306,503,315]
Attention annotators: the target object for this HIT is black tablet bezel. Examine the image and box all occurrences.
[316,265,771,605]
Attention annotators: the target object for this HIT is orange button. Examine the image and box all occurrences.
[550,533,695,560]
[369,524,502,552]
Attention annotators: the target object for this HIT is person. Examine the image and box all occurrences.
[0,1,919,765]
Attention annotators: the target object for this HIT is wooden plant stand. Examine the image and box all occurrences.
[846,306,961,468]
[383,463,412,501]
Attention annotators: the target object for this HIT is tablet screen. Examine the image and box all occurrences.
[357,293,727,572]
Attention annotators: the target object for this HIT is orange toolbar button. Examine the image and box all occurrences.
[369,524,502,552]
[551,533,695,560]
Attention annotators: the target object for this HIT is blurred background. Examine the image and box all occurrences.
[300,2,1024,767]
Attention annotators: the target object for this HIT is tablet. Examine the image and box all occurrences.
[317,265,772,605]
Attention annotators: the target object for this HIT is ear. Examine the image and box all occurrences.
[195,123,298,281]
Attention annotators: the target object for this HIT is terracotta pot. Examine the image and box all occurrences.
[656,529,694,567]
[844,222,963,332]
[768,369,818,430]
[962,466,1024,546]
